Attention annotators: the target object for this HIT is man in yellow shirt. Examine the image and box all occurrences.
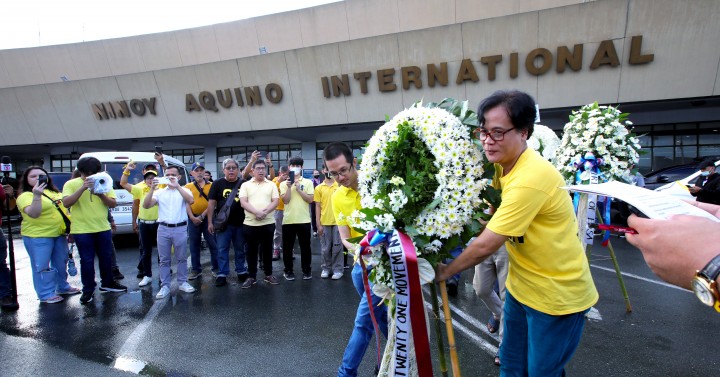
[436,90,598,376]
[271,166,289,261]
[279,157,314,281]
[239,159,280,287]
[314,166,342,279]
[120,162,160,285]
[185,162,218,280]
[63,157,127,305]
[325,142,388,377]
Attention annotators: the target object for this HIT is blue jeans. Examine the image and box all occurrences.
[188,217,218,273]
[215,224,247,277]
[0,230,11,298]
[23,236,72,300]
[338,263,389,377]
[500,291,589,376]
[73,231,115,293]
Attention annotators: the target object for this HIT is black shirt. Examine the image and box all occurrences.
[208,177,245,226]
[692,172,720,205]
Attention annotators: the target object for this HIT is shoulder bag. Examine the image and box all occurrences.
[213,180,241,232]
[43,193,71,235]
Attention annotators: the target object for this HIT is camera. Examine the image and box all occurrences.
[88,172,113,194]
[38,174,48,185]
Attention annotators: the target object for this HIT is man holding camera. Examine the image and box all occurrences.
[63,157,127,305]
[279,156,314,281]
[143,166,196,299]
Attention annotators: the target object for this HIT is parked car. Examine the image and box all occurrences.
[643,164,698,190]
[654,158,720,200]
[48,171,72,191]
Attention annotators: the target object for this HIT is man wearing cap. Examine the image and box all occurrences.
[689,159,720,205]
[120,162,160,286]
[185,162,218,280]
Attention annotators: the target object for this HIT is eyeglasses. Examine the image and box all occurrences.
[224,166,238,171]
[328,164,354,179]
[474,127,515,142]
[252,166,266,171]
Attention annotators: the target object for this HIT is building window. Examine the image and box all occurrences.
[316,141,367,168]
[165,148,204,171]
[217,144,302,171]
[50,154,78,172]
[637,121,720,173]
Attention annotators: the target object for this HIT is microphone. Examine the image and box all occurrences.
[0,156,11,173]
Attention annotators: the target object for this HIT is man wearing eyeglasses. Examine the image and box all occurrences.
[324,142,388,377]
[239,159,280,288]
[436,90,598,376]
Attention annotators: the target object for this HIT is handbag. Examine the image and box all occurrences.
[213,180,241,232]
[43,193,71,235]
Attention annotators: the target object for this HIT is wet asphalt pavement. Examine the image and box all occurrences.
[1,231,719,377]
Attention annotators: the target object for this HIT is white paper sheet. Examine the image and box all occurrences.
[562,181,720,222]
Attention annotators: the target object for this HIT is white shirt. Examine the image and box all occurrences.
[152,187,191,224]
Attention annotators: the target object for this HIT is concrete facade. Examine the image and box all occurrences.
[0,0,719,174]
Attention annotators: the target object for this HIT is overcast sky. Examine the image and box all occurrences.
[0,0,341,50]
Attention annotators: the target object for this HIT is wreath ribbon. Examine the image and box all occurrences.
[571,153,612,246]
[359,229,433,377]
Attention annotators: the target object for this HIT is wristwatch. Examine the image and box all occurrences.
[691,254,720,312]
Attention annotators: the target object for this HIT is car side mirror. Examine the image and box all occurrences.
[657,175,670,183]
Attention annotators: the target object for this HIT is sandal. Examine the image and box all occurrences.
[494,355,501,366]
[487,315,500,334]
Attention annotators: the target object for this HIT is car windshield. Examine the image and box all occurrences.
[103,162,187,189]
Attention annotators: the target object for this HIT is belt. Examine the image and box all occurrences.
[138,220,157,224]
[159,221,187,228]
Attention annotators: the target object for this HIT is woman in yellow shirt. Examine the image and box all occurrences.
[17,167,80,304]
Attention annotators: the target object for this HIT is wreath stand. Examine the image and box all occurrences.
[577,194,632,313]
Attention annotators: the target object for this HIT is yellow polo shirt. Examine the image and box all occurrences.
[17,191,68,237]
[272,176,285,211]
[487,148,598,315]
[239,178,279,226]
[331,185,362,239]
[131,182,158,221]
[279,177,314,224]
[185,180,212,216]
[314,181,339,226]
[62,177,115,234]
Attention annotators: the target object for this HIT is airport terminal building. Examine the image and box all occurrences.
[0,0,718,178]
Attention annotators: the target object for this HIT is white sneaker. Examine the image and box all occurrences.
[320,270,330,279]
[179,282,196,293]
[331,272,343,280]
[155,285,170,299]
[139,276,152,287]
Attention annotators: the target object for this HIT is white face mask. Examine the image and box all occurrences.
[290,167,302,176]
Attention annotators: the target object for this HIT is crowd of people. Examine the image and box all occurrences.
[1,90,719,376]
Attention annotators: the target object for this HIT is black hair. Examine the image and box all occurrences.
[288,156,304,166]
[698,158,717,170]
[165,166,180,175]
[252,160,267,169]
[477,90,536,138]
[76,157,102,176]
[20,166,59,193]
[143,163,157,171]
[323,142,354,165]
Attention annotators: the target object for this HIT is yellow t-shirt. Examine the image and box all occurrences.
[272,176,285,211]
[279,177,314,224]
[184,181,212,216]
[17,191,67,237]
[62,177,116,234]
[131,182,158,221]
[486,148,598,315]
[314,181,339,226]
[239,178,279,226]
[331,185,362,239]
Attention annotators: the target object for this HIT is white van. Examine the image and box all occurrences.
[77,152,189,234]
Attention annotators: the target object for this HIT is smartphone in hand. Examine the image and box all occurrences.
[38,174,48,186]
[288,170,295,183]
[155,146,163,155]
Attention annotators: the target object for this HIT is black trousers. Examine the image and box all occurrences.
[243,224,275,279]
[282,222,312,275]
